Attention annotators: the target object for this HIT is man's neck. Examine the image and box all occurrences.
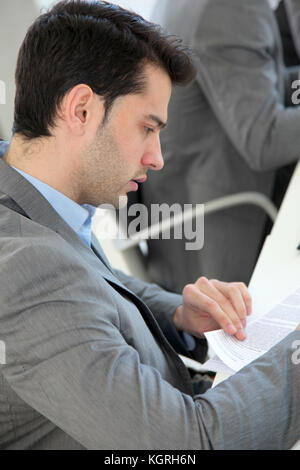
[4,136,80,204]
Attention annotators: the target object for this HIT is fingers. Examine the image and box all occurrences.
[194,277,250,340]
[183,282,241,337]
[212,280,252,317]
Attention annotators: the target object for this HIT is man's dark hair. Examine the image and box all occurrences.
[13,0,196,140]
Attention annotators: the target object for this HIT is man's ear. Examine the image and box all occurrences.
[61,84,105,135]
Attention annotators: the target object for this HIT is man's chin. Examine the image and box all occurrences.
[94,195,128,210]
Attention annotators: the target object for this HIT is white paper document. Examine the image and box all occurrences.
[204,288,300,373]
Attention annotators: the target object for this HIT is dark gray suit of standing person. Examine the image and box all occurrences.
[277,0,300,66]
[285,0,300,59]
[140,0,300,293]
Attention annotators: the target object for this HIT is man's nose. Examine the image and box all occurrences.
[141,136,164,171]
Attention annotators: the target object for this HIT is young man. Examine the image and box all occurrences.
[0,0,299,450]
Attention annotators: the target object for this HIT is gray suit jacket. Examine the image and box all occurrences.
[140,0,300,293]
[0,156,299,449]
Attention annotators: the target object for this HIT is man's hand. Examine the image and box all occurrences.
[297,324,300,331]
[173,277,252,341]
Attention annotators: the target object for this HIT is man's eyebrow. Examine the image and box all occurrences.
[144,114,167,129]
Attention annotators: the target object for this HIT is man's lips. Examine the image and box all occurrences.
[127,176,147,191]
[133,176,147,183]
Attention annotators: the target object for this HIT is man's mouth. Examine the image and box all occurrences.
[127,176,147,192]
[132,176,147,184]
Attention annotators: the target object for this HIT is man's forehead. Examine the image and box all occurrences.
[107,66,171,123]
[145,65,172,92]
[140,67,172,120]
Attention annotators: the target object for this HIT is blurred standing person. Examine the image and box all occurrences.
[262,0,300,228]
[138,0,300,293]
[276,0,300,67]
[283,0,300,61]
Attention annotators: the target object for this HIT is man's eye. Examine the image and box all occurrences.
[145,127,154,134]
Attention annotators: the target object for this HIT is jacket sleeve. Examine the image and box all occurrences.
[1,239,300,449]
[192,0,300,171]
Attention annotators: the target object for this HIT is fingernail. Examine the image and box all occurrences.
[227,323,237,335]
[242,319,247,328]
[237,328,246,341]
[247,305,252,315]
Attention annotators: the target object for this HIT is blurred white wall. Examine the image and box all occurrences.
[109,0,157,19]
[0,0,38,140]
[0,0,157,141]
[34,0,157,19]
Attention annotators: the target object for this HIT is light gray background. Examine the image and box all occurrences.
[0,0,157,140]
